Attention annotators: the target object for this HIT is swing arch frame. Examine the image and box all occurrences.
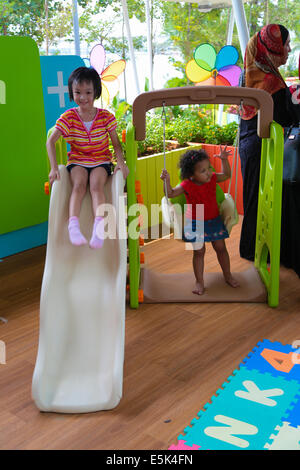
[126,86,283,308]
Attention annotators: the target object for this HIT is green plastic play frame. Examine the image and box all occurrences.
[126,86,283,308]
[254,121,284,307]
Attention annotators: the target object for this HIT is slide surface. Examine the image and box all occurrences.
[32,166,127,413]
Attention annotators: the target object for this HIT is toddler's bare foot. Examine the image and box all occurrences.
[225,275,240,288]
[192,282,205,295]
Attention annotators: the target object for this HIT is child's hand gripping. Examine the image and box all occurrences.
[160,169,170,182]
[160,169,171,198]
[115,161,130,179]
[49,167,60,185]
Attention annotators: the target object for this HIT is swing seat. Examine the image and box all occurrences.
[161,195,186,243]
[161,194,190,243]
[162,195,205,249]
[161,196,179,230]
[219,192,239,235]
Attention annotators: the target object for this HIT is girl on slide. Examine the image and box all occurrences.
[160,148,239,295]
[46,66,129,249]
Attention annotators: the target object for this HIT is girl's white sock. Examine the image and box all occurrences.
[68,216,87,246]
[89,216,104,249]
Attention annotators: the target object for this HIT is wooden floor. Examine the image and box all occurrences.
[0,218,300,450]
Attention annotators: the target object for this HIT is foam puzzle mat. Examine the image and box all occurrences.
[168,340,300,450]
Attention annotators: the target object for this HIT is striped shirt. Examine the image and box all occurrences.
[55,107,117,167]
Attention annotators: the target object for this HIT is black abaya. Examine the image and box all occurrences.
[239,88,300,276]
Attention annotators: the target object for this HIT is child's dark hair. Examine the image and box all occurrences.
[179,149,209,180]
[68,67,102,101]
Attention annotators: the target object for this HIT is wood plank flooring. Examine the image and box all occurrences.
[0,218,300,450]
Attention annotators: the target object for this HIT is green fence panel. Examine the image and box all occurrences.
[0,36,49,235]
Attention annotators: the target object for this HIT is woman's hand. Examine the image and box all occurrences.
[115,161,129,180]
[215,145,232,160]
[49,167,60,185]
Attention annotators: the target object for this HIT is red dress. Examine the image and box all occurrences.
[180,173,219,220]
[180,173,228,243]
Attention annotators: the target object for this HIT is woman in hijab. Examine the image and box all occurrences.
[239,24,300,276]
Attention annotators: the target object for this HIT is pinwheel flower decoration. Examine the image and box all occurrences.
[90,44,126,108]
[186,43,241,87]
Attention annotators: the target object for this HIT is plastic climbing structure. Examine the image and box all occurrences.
[254,120,284,307]
[126,86,284,309]
[125,123,145,307]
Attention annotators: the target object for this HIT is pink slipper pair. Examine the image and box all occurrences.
[68,216,104,249]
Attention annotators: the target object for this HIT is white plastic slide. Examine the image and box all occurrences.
[32,166,127,413]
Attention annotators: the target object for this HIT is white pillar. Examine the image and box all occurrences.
[145,0,154,90]
[227,6,235,45]
[72,0,81,56]
[231,0,250,58]
[218,7,235,126]
[121,0,141,95]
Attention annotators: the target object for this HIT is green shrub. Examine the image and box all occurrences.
[219,122,239,145]
[115,104,238,157]
[167,117,202,146]
[137,115,165,156]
